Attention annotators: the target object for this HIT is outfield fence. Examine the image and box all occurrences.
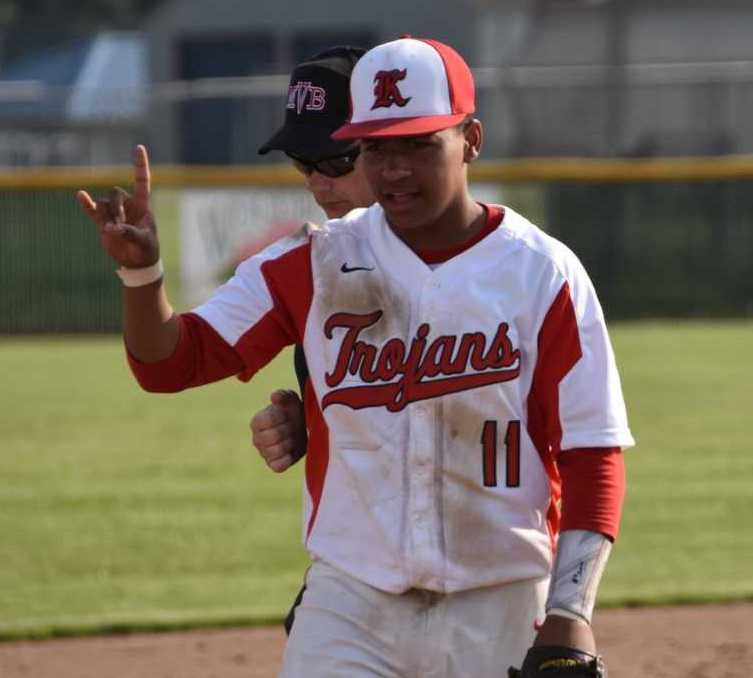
[1,157,753,333]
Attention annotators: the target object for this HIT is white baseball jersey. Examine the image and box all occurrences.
[193,203,634,594]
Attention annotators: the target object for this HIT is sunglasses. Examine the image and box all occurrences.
[287,149,360,179]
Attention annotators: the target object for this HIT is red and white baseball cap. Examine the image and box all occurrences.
[332,37,475,140]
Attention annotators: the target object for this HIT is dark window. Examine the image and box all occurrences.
[293,30,375,63]
[178,35,275,164]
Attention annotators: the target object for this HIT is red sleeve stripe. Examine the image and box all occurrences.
[558,447,626,541]
[526,281,583,546]
[234,240,315,381]
[234,310,301,382]
[260,240,314,343]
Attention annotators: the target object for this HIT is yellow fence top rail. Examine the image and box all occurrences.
[2,156,753,190]
[470,156,753,183]
[0,164,302,190]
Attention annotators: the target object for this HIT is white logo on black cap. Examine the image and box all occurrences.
[287,81,326,114]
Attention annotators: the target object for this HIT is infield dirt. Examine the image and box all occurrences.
[1,602,751,677]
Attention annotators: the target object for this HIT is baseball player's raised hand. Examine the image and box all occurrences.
[77,145,159,269]
[251,389,307,473]
[78,145,179,363]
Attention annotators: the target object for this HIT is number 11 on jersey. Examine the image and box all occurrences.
[481,420,521,488]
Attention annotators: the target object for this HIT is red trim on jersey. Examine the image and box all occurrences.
[254,239,327,539]
[417,204,504,264]
[233,311,297,382]
[526,282,583,551]
[558,447,625,541]
[235,240,314,380]
[126,313,244,392]
[303,378,330,540]
[260,242,313,341]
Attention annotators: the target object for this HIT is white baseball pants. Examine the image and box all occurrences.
[279,559,548,677]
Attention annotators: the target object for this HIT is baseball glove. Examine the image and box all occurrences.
[508,646,607,677]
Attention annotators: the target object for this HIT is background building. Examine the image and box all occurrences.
[2,0,753,165]
[143,0,753,163]
[0,32,146,166]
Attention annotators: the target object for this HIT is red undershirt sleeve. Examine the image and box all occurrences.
[557,447,626,541]
[126,312,245,392]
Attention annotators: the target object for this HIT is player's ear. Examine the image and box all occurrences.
[462,118,482,163]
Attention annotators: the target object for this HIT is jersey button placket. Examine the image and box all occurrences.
[410,407,437,584]
[409,281,441,585]
[422,277,440,322]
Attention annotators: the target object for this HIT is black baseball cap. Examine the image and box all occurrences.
[258,46,366,159]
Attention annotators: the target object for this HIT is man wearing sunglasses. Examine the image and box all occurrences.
[259,47,374,222]
[251,47,376,481]
[252,46,377,635]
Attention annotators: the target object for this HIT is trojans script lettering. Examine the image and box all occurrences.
[322,311,521,412]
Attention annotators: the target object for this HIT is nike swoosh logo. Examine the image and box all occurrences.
[340,263,375,273]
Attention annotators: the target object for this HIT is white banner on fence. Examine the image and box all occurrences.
[179,183,506,307]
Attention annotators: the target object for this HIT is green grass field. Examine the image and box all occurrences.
[1,321,752,639]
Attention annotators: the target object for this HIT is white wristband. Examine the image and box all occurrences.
[115,259,164,287]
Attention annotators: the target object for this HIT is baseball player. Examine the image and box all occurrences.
[78,36,633,678]
[252,45,374,478]
[254,45,376,634]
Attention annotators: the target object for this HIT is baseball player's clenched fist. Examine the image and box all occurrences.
[251,390,307,472]
[76,145,160,269]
